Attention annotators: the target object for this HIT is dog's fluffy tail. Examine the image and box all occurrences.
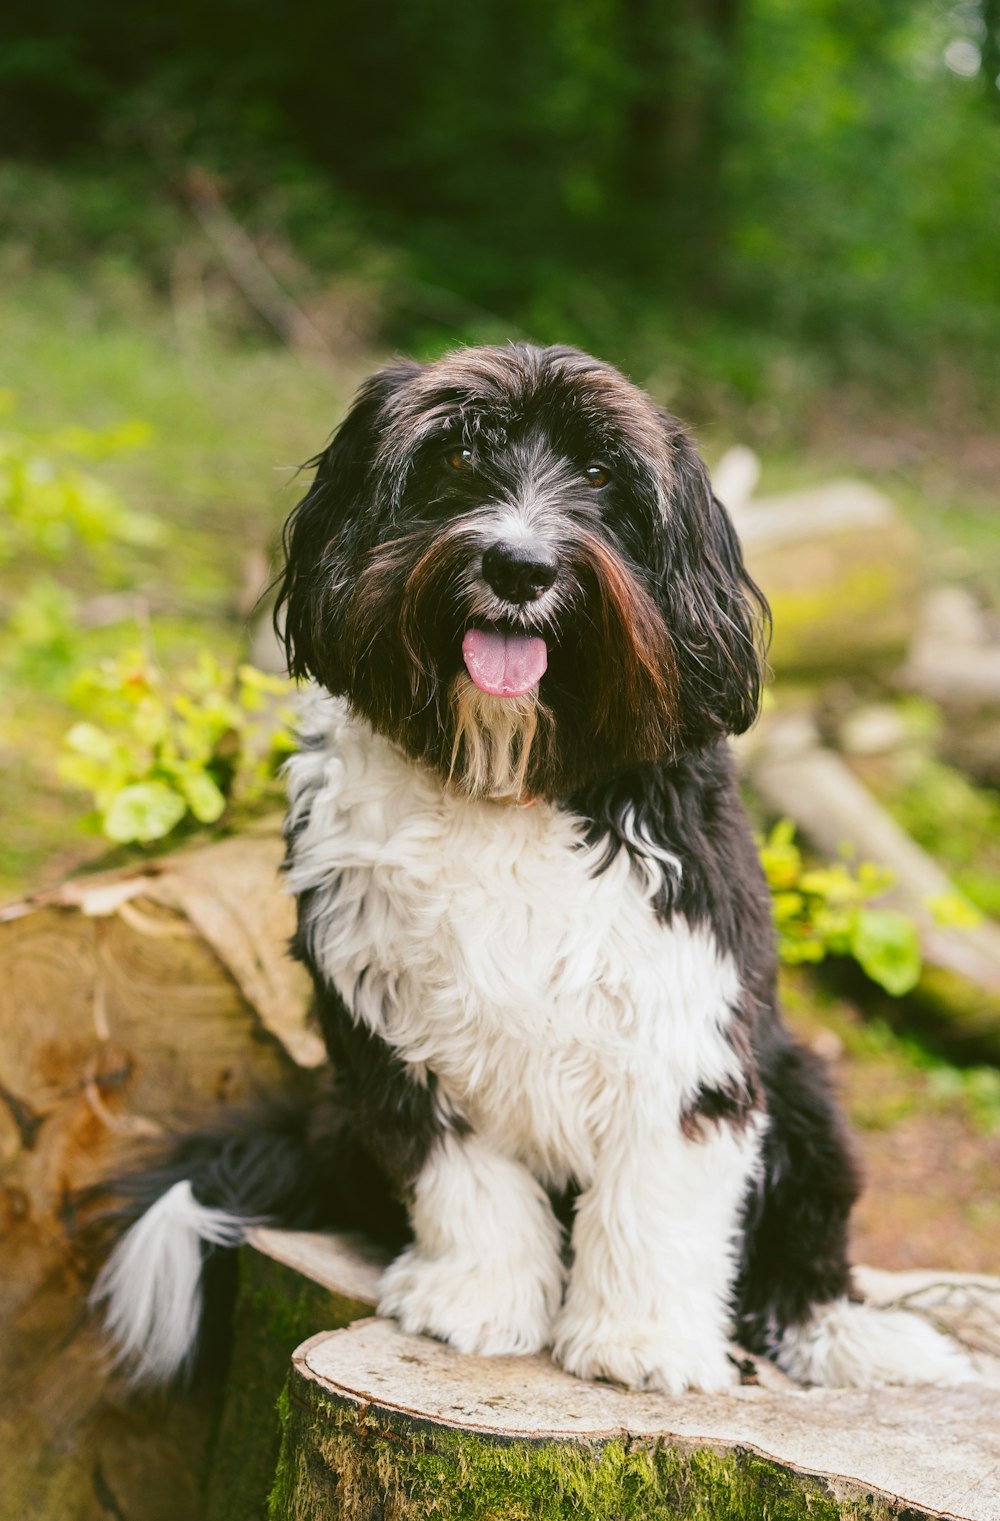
[775,1296,978,1388]
[92,1179,249,1385]
[89,1099,405,1386]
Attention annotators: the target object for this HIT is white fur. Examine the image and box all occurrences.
[554,1119,764,1394]
[615,801,682,892]
[378,1132,565,1354]
[285,694,759,1389]
[448,673,545,800]
[777,1297,978,1388]
[92,1180,247,1384]
[286,694,747,1192]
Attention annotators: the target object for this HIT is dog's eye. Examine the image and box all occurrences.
[446,447,474,472]
[583,463,610,488]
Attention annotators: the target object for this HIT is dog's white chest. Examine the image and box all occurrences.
[286,698,742,1186]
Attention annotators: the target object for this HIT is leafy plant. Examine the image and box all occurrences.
[759,819,922,996]
[59,649,296,843]
[0,392,161,575]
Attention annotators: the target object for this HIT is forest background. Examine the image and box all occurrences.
[1,0,999,1269]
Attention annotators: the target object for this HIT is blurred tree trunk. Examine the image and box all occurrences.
[983,0,1000,119]
[619,0,741,289]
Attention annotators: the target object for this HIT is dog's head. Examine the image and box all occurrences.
[276,344,769,801]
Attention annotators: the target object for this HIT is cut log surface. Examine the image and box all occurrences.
[251,1229,1000,1521]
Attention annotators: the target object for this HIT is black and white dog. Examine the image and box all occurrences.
[95,343,972,1393]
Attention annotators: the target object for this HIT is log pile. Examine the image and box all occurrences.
[725,462,1000,1060]
[0,824,318,1521]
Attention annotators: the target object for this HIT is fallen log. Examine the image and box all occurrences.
[898,586,1000,786]
[0,823,318,1521]
[214,1228,1000,1521]
[728,480,923,679]
[745,714,1000,1061]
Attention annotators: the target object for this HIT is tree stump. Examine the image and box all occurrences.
[223,1229,1000,1521]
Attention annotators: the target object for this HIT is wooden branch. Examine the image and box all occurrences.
[183,168,333,363]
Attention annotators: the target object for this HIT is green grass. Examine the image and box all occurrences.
[0,259,354,570]
[0,259,360,898]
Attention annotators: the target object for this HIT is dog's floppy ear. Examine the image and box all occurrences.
[275,361,423,688]
[660,438,771,746]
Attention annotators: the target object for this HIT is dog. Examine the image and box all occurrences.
[93,342,973,1393]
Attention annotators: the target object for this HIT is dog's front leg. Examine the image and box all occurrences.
[553,1118,762,1395]
[378,1131,565,1355]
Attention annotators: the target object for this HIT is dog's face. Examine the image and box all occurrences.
[277,344,768,801]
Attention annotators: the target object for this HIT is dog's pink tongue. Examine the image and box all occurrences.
[462,629,547,698]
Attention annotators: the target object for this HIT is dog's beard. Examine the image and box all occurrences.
[448,676,554,801]
[341,519,681,800]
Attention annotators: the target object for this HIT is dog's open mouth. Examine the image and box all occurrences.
[461,628,548,698]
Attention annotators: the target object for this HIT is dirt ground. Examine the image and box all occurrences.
[850,1109,1000,1273]
[782,972,1000,1276]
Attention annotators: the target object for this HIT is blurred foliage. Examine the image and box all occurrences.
[760,818,923,995]
[782,970,1000,1134]
[0,393,158,569]
[833,1009,1000,1135]
[0,1,997,409]
[850,715,1000,920]
[886,754,1000,919]
[60,650,296,843]
[0,397,163,688]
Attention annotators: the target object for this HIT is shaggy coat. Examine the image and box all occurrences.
[93,344,972,1393]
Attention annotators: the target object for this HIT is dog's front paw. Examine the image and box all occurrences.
[553,1308,738,1396]
[378,1246,562,1356]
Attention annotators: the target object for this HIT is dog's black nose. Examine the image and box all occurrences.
[481,542,558,604]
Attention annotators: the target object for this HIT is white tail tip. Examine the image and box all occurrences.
[91,1180,248,1385]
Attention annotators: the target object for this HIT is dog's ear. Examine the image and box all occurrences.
[275,361,423,688]
[659,438,771,745]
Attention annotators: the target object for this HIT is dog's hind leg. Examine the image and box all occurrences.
[738,1030,976,1386]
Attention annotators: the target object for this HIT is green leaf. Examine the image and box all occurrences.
[64,721,117,762]
[926,892,982,930]
[850,908,922,996]
[103,782,187,843]
[176,768,227,824]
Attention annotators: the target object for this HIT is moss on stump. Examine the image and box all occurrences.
[270,1388,893,1521]
[203,1247,378,1521]
[266,1312,1000,1521]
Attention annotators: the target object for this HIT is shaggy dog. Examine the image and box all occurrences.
[94,343,972,1393]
